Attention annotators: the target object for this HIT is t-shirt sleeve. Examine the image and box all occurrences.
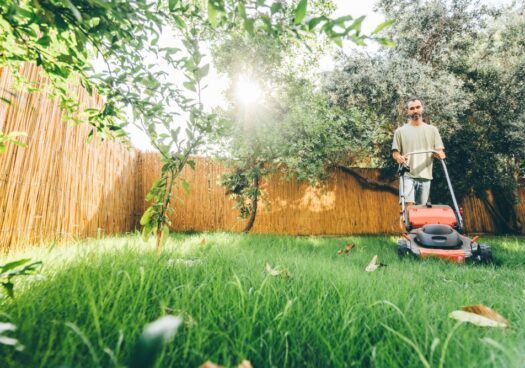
[392,129,401,151]
[434,127,444,149]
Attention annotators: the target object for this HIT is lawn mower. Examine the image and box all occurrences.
[397,150,492,263]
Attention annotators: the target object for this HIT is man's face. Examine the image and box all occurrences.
[406,100,423,120]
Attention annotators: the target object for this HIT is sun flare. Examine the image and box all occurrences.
[234,75,264,105]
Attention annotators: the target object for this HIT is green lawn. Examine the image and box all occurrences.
[1,233,525,367]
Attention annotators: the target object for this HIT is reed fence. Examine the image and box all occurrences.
[141,154,525,235]
[0,65,140,251]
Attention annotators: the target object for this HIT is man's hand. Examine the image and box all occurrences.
[396,155,408,165]
[434,149,446,160]
[393,151,407,165]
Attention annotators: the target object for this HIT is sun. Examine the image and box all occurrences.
[234,75,264,106]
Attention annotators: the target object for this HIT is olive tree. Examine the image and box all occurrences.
[324,0,525,233]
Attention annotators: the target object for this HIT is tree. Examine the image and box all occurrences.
[323,0,525,233]
[211,1,394,232]
[376,0,496,67]
[0,0,173,138]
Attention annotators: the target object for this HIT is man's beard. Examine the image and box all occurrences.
[409,112,421,120]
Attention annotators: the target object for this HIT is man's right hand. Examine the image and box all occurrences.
[394,154,407,165]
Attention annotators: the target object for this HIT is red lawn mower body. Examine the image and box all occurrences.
[397,151,492,264]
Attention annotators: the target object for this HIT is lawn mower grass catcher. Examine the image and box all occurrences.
[397,150,492,264]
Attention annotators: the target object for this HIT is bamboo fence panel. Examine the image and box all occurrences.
[139,154,246,232]
[251,168,401,235]
[141,154,525,235]
[0,64,139,251]
[461,195,496,233]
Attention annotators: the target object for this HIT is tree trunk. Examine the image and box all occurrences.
[243,174,260,233]
[155,168,178,253]
[155,227,163,254]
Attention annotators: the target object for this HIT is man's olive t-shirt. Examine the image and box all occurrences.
[391,122,444,180]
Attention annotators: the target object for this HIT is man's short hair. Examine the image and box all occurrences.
[406,96,423,108]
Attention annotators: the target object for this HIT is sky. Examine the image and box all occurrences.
[126,0,515,151]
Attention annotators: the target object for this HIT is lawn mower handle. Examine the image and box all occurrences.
[398,150,464,232]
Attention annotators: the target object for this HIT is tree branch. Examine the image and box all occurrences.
[334,165,398,195]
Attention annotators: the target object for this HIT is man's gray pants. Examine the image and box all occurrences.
[400,176,431,205]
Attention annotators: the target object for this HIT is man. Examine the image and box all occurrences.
[391,97,446,207]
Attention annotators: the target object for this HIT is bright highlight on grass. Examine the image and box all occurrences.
[234,75,263,105]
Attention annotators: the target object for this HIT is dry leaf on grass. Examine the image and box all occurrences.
[199,238,207,246]
[265,263,292,278]
[199,360,252,368]
[168,258,202,267]
[265,262,280,276]
[449,304,509,328]
[337,244,354,255]
[199,361,223,368]
[163,308,197,328]
[365,255,386,272]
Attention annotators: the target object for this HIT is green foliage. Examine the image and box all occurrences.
[294,0,308,24]
[211,1,392,230]
[276,89,391,180]
[324,54,469,129]
[0,131,27,154]
[376,0,495,66]
[0,258,42,298]
[220,163,266,219]
[0,0,169,139]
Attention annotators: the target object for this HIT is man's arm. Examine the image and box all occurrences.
[391,129,407,164]
[433,127,446,159]
[392,150,407,164]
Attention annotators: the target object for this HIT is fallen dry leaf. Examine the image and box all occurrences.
[238,360,253,368]
[449,304,509,328]
[265,262,280,276]
[199,361,223,368]
[337,243,354,255]
[265,263,292,278]
[461,305,507,322]
[168,258,202,267]
[365,255,386,272]
[365,256,380,272]
[199,360,252,368]
[200,238,207,246]
[163,308,197,328]
[449,311,505,328]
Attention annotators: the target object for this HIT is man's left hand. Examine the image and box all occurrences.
[434,149,446,160]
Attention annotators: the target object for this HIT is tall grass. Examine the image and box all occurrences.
[1,233,524,367]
